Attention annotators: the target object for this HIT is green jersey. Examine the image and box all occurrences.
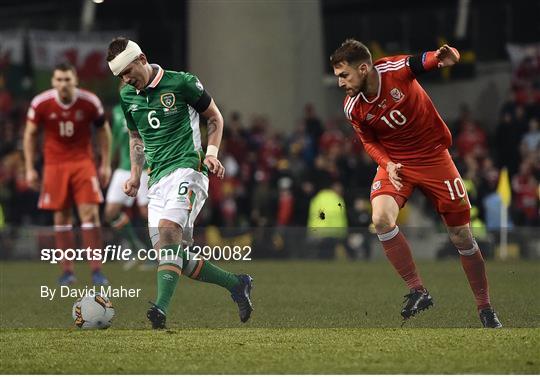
[120,65,209,187]
[111,104,131,171]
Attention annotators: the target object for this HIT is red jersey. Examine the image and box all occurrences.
[27,88,104,165]
[344,55,452,169]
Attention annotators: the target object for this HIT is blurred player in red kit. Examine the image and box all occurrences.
[24,62,112,285]
[331,39,502,328]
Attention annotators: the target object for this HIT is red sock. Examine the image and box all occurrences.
[55,225,75,274]
[379,226,424,290]
[81,223,104,272]
[460,248,491,310]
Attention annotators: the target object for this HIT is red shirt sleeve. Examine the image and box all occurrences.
[79,90,104,123]
[351,119,391,170]
[27,98,43,125]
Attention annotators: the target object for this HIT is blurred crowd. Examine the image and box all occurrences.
[206,93,540,232]
[456,97,540,229]
[1,83,539,236]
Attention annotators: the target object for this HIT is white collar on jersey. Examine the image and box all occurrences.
[54,88,78,109]
[359,66,382,104]
[136,64,164,94]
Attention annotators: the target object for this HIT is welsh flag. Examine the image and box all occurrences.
[28,30,135,104]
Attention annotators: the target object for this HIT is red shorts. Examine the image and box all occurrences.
[369,152,471,226]
[38,159,103,210]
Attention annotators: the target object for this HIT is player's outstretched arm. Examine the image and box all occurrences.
[124,130,144,197]
[23,120,40,190]
[201,99,225,179]
[96,120,112,187]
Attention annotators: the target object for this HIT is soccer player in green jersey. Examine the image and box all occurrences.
[105,98,151,270]
[106,38,253,329]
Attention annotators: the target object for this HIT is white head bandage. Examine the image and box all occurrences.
[108,40,143,76]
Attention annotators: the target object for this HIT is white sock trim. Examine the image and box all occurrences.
[159,245,183,268]
[378,226,399,242]
[458,240,479,256]
[81,222,97,229]
[54,224,73,232]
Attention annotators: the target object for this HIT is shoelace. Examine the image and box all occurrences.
[483,310,496,322]
[402,292,417,304]
[231,290,247,303]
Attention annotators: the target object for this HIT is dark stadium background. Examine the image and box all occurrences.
[2,0,538,65]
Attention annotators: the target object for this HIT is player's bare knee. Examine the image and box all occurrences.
[104,205,120,224]
[372,195,399,234]
[78,205,100,225]
[54,209,72,226]
[372,212,396,234]
[158,219,183,245]
[448,225,474,250]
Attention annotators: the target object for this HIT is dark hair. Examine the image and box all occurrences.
[53,62,76,73]
[330,38,372,67]
[107,37,129,62]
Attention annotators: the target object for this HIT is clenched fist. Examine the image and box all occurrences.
[123,176,140,197]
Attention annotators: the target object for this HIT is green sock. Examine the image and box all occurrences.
[112,213,145,250]
[155,244,182,313]
[155,244,240,312]
[182,249,240,290]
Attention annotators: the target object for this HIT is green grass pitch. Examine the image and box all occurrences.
[1,260,539,373]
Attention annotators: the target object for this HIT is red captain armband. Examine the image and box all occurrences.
[422,47,460,70]
[408,47,459,76]
[421,51,440,70]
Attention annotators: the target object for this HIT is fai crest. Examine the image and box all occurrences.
[160,93,176,108]
[390,88,404,102]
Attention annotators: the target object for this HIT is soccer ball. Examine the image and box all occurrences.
[72,293,115,329]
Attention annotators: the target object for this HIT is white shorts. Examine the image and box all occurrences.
[147,168,209,247]
[106,169,149,206]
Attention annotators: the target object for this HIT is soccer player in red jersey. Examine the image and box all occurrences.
[331,39,502,328]
[24,62,112,286]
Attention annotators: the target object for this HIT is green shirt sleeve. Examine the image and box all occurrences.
[177,72,207,109]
